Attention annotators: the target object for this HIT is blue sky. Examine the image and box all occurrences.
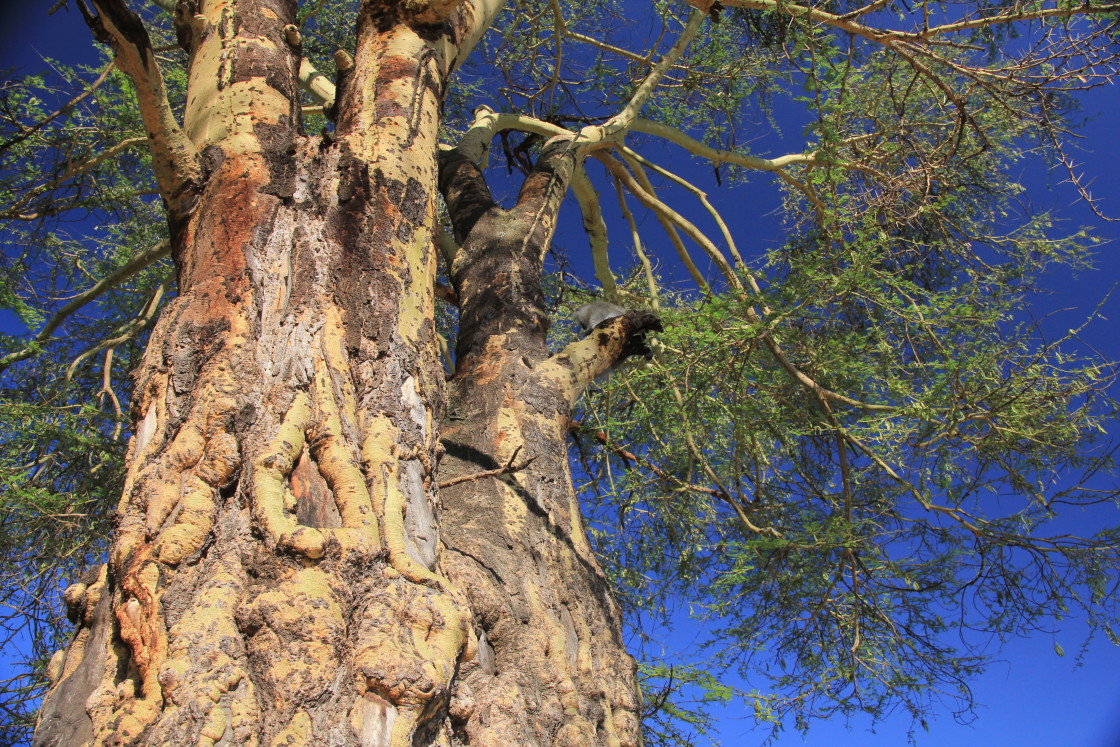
[3,1,1120,744]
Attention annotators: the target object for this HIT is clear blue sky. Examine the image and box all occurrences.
[3,1,1119,745]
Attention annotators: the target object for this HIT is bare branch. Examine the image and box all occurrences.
[594,152,737,286]
[298,57,336,107]
[0,136,147,221]
[692,0,1120,44]
[97,348,124,440]
[539,312,662,406]
[0,240,171,375]
[65,275,170,383]
[437,446,536,489]
[578,10,706,146]
[78,0,202,217]
[570,166,618,299]
[0,62,115,156]
[619,145,746,267]
[610,176,661,310]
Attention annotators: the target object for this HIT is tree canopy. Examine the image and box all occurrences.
[2,0,1120,743]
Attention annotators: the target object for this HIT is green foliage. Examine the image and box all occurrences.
[569,9,1119,741]
[581,255,1118,736]
[0,11,183,742]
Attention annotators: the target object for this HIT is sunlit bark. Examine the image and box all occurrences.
[31,0,594,744]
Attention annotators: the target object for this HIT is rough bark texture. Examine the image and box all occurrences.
[35,1,655,745]
[436,144,659,746]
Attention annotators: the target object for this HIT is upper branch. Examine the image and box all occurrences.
[539,312,663,407]
[0,62,115,156]
[0,240,171,376]
[577,9,706,146]
[438,148,497,242]
[298,57,336,108]
[78,0,202,219]
[690,0,1120,43]
[513,135,580,227]
[338,0,503,141]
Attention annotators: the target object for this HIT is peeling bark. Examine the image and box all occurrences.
[35,1,647,745]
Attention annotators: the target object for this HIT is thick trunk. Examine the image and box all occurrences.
[39,1,469,744]
[435,144,659,746]
[38,126,469,745]
[36,2,652,745]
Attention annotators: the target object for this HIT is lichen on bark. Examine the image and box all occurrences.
[36,1,647,745]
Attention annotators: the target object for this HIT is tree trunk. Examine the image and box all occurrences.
[34,1,652,745]
[433,144,660,745]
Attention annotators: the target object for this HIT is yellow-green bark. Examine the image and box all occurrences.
[36,1,646,745]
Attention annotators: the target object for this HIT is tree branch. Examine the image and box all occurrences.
[298,57,336,107]
[0,136,148,221]
[437,445,536,488]
[610,178,662,310]
[577,10,706,146]
[619,145,746,267]
[0,240,171,375]
[0,62,115,156]
[65,275,170,383]
[594,152,737,286]
[78,0,202,218]
[539,311,662,406]
[570,166,618,299]
[437,148,497,242]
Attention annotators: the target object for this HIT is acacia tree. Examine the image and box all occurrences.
[3,0,1119,744]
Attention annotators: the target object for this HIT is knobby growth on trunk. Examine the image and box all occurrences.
[34,0,663,744]
[9,0,1120,743]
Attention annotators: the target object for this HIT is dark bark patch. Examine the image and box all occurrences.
[383,173,406,206]
[400,178,428,225]
[412,19,452,43]
[232,0,295,40]
[234,402,258,435]
[335,148,369,208]
[368,170,424,250]
[255,121,297,199]
[618,310,663,360]
[167,210,193,267]
[375,99,408,121]
[378,54,421,85]
[332,150,372,260]
[361,1,407,33]
[31,580,111,747]
[437,149,496,241]
[171,0,200,51]
[81,0,152,66]
[520,379,565,418]
[200,144,226,178]
[165,316,231,428]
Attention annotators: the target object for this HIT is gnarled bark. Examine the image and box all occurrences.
[436,143,660,746]
[36,1,652,746]
[37,0,485,744]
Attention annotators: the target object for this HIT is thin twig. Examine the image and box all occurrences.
[0,240,171,374]
[437,446,538,489]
